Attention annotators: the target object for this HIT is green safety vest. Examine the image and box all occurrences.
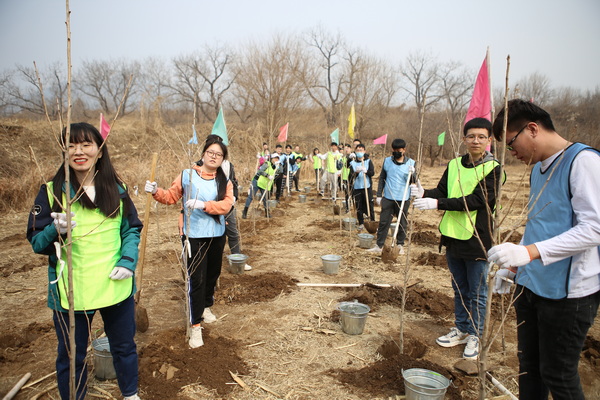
[47,182,133,311]
[342,158,351,180]
[326,152,340,173]
[313,155,322,169]
[438,158,499,240]
[257,163,276,191]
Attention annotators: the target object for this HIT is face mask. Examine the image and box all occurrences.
[392,151,403,159]
[355,152,364,158]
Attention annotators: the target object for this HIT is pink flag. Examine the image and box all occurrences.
[277,123,288,143]
[373,134,387,145]
[464,56,492,124]
[100,113,111,139]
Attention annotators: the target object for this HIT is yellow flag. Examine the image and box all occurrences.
[347,103,356,140]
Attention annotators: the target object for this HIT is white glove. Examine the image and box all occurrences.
[493,269,516,294]
[269,175,275,181]
[375,197,382,206]
[408,165,416,174]
[335,170,341,177]
[51,212,76,234]
[414,198,437,210]
[109,266,133,280]
[359,166,367,173]
[488,243,531,269]
[145,180,158,194]
[410,180,424,198]
[185,199,205,210]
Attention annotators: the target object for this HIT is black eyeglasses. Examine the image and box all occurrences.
[507,123,529,151]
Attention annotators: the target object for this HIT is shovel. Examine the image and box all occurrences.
[361,160,378,234]
[134,152,158,333]
[381,169,413,263]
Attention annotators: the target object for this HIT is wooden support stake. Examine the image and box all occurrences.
[255,382,282,398]
[229,371,249,390]
[22,371,55,389]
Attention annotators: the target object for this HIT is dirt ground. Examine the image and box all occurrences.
[1,164,600,399]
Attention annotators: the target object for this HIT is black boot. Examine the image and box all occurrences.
[242,206,249,219]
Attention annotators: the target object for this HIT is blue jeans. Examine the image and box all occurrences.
[244,179,268,209]
[446,254,488,336]
[514,285,600,400]
[53,296,138,400]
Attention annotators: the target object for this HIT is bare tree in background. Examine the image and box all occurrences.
[233,35,305,135]
[352,54,399,133]
[401,50,442,120]
[301,26,361,127]
[170,45,235,123]
[1,62,67,117]
[76,58,140,115]
[138,56,173,118]
[515,71,553,106]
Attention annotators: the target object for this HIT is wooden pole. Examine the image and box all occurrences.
[2,373,31,400]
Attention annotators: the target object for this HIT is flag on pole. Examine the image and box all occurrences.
[188,125,198,144]
[437,131,446,146]
[373,134,387,145]
[100,113,111,139]
[329,128,339,144]
[277,123,289,142]
[464,54,492,123]
[347,103,356,140]
[211,107,228,145]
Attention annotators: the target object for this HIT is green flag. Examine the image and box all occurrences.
[437,131,446,146]
[211,107,228,145]
[330,128,339,144]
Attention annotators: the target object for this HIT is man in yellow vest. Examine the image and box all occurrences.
[411,117,503,360]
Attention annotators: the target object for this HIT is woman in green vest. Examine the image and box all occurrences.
[27,123,143,400]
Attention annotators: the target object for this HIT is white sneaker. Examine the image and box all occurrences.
[463,335,480,360]
[244,264,253,271]
[398,245,405,255]
[202,308,217,323]
[357,224,364,231]
[124,394,141,400]
[189,324,204,348]
[436,327,469,348]
[366,245,382,254]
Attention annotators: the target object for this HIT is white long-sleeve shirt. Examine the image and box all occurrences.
[535,149,600,298]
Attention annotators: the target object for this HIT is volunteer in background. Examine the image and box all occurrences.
[350,143,375,230]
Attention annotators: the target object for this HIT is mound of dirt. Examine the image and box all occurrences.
[413,251,447,268]
[411,230,439,246]
[217,271,298,304]
[138,326,248,398]
[329,338,465,399]
[338,285,454,319]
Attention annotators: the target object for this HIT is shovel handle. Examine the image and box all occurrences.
[135,152,158,302]
[391,169,413,248]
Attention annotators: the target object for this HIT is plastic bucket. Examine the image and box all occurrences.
[357,233,374,249]
[92,337,116,380]
[304,186,311,193]
[402,368,450,400]
[299,194,307,203]
[228,254,248,274]
[267,199,278,209]
[338,301,370,335]
[342,217,357,231]
[321,254,341,275]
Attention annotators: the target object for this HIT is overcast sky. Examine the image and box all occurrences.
[1,0,599,92]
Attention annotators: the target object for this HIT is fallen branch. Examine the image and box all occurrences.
[255,382,282,398]
[229,371,249,390]
[22,371,55,389]
[29,382,58,400]
[2,372,31,400]
[347,351,368,363]
[296,283,391,288]
[486,372,518,400]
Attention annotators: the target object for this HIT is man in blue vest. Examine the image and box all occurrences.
[411,118,503,360]
[488,100,600,399]
[367,139,415,254]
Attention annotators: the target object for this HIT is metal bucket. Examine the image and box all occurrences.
[304,186,311,193]
[357,233,374,249]
[299,194,307,203]
[389,222,397,236]
[342,217,357,231]
[338,300,370,335]
[92,337,116,380]
[321,254,341,275]
[267,199,278,209]
[342,200,347,209]
[228,254,248,274]
[402,368,450,400]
